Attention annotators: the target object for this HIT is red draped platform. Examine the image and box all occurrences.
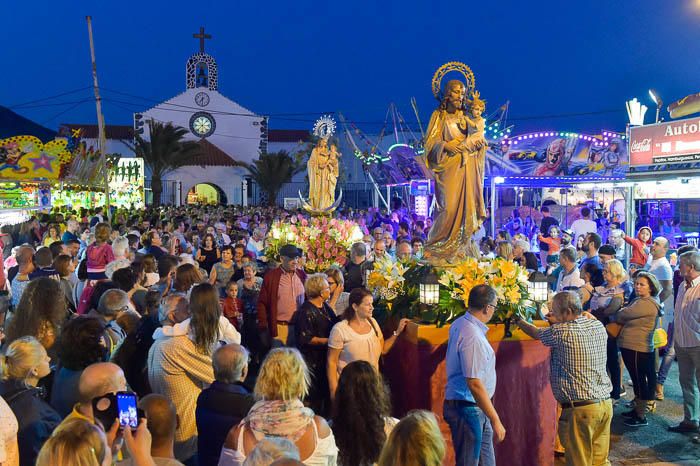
[382,322,557,466]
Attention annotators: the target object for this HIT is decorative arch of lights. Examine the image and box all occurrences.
[186,53,219,91]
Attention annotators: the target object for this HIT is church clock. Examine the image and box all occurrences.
[194,92,210,107]
[189,112,216,138]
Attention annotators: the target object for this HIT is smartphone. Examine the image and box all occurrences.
[117,392,139,430]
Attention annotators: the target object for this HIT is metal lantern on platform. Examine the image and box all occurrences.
[419,270,440,305]
[527,271,549,303]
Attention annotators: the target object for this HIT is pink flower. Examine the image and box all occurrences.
[308,252,315,260]
[324,251,331,259]
[301,218,308,226]
[324,241,332,249]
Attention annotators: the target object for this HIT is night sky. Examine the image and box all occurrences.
[3,0,700,135]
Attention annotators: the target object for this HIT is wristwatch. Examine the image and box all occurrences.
[392,330,399,337]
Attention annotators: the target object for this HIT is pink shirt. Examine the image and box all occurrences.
[276,271,304,322]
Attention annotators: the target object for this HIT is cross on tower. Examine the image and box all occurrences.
[193,26,212,53]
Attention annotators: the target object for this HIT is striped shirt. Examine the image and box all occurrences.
[539,316,612,403]
[674,275,700,348]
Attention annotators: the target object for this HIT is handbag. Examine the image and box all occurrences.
[605,322,623,338]
[653,328,668,349]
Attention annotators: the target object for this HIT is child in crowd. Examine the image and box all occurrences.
[622,226,652,269]
[538,225,562,273]
[221,280,242,330]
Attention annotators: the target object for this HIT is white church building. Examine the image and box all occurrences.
[135,27,266,205]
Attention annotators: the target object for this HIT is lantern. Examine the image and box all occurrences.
[527,271,549,304]
[419,270,440,305]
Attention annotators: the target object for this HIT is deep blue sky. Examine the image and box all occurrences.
[3,0,700,135]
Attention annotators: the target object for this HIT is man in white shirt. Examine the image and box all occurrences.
[668,251,700,434]
[556,248,585,292]
[570,207,597,245]
[644,237,674,328]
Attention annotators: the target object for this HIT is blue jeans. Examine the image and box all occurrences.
[657,322,675,385]
[443,402,496,466]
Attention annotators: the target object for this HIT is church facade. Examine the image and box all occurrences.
[135,27,265,205]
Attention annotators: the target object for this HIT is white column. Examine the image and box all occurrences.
[242,178,248,207]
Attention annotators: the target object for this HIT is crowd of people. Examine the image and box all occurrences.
[0,201,697,466]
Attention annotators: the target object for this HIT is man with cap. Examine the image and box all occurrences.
[598,244,617,265]
[258,244,307,347]
[560,229,576,252]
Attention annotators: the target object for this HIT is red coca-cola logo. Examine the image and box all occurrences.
[630,138,651,153]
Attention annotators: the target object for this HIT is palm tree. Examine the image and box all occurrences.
[243,150,303,206]
[129,120,201,206]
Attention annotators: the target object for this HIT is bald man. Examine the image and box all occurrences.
[644,236,674,329]
[196,344,254,466]
[63,362,127,423]
[136,394,184,466]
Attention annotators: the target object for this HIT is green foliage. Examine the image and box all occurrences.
[242,150,303,206]
[127,120,202,205]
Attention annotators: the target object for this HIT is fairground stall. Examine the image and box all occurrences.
[484,128,630,243]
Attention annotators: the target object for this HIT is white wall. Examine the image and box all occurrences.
[141,89,263,165]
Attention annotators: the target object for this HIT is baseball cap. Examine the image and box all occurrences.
[279,244,303,258]
[561,228,574,237]
[598,245,616,256]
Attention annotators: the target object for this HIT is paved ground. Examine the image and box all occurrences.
[556,362,700,465]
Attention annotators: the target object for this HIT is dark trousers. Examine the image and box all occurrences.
[621,347,657,401]
[607,336,621,399]
[443,402,496,466]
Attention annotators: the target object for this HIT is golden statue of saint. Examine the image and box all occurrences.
[424,80,487,261]
[307,138,339,210]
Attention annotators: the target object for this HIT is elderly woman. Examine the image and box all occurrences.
[293,273,339,417]
[237,263,263,360]
[325,266,349,317]
[327,288,410,401]
[220,347,338,465]
[615,271,662,427]
[589,259,627,400]
[0,336,61,466]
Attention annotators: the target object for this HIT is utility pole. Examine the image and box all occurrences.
[86,16,110,215]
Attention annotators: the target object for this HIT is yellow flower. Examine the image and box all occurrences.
[499,260,517,279]
[505,287,521,304]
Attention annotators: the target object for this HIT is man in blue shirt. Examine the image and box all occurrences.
[444,284,505,466]
[579,232,602,271]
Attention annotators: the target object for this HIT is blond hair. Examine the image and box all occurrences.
[605,259,627,282]
[304,273,328,299]
[36,418,108,466]
[0,336,46,382]
[377,410,445,466]
[254,347,310,401]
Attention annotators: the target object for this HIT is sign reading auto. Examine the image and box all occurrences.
[629,116,700,167]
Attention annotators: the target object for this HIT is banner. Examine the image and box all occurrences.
[495,132,628,177]
[629,117,700,168]
[0,136,74,181]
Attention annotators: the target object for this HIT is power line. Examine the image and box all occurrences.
[40,99,92,126]
[8,86,92,109]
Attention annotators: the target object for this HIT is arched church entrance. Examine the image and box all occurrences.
[186,183,227,205]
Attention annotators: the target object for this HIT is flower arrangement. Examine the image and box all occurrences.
[436,257,532,325]
[366,259,408,302]
[265,215,364,273]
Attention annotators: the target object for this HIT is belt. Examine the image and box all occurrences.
[444,399,477,407]
[559,399,608,409]
[277,321,291,326]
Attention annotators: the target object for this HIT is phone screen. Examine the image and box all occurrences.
[117,393,138,429]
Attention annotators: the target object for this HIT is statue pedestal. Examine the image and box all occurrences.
[382,321,557,466]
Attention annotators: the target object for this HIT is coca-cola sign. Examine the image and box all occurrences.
[630,117,700,167]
